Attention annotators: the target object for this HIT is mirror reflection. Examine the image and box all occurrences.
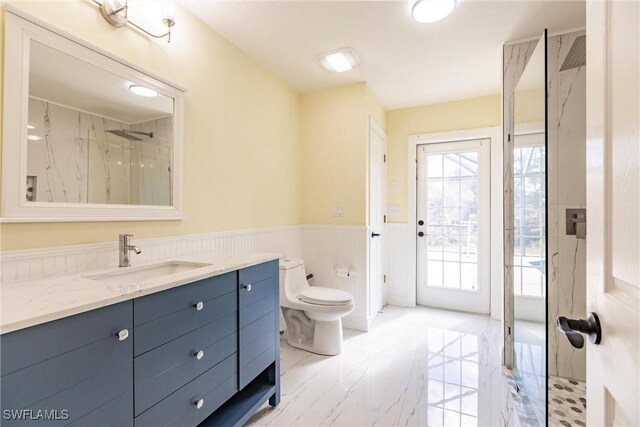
[26,41,174,206]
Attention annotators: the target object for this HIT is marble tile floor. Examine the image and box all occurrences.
[248,305,536,427]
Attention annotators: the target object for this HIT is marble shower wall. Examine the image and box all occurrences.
[547,31,587,381]
[502,38,539,369]
[27,99,172,205]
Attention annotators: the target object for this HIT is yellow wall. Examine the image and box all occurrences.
[298,83,385,226]
[515,88,545,124]
[300,83,367,225]
[385,94,502,223]
[0,0,301,250]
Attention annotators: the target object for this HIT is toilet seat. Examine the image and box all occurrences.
[298,286,353,306]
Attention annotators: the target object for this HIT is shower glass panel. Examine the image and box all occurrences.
[512,30,548,426]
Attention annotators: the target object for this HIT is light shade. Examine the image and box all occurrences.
[412,0,456,23]
[129,84,158,97]
[317,48,359,73]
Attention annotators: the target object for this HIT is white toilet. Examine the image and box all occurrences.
[279,259,354,356]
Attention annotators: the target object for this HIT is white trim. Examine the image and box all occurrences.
[407,126,503,319]
[2,11,185,222]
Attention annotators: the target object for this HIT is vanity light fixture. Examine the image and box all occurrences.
[96,0,176,43]
[411,0,457,23]
[317,48,360,73]
[129,84,158,97]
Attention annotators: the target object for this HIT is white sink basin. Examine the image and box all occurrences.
[84,261,212,285]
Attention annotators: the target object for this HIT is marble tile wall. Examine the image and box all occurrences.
[27,99,173,206]
[503,38,540,368]
[547,31,587,382]
[504,31,586,381]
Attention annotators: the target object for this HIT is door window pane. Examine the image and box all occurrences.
[513,145,545,297]
[425,151,480,291]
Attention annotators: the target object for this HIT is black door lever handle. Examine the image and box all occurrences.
[556,312,602,349]
[371,232,381,238]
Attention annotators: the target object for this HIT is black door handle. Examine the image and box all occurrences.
[371,232,381,238]
[556,312,602,349]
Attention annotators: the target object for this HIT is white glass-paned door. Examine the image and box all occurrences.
[417,139,490,314]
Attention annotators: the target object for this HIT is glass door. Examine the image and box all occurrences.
[416,138,491,314]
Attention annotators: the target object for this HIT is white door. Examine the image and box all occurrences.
[368,119,386,318]
[586,0,639,425]
[416,139,491,314]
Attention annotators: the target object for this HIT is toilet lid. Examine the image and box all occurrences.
[298,287,353,306]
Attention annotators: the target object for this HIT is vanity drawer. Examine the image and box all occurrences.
[134,272,236,326]
[2,360,133,427]
[135,354,238,427]
[68,390,134,427]
[1,301,132,375]
[135,290,236,355]
[134,315,237,415]
[1,324,133,412]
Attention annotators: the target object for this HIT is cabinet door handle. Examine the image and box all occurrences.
[194,301,204,311]
[243,284,252,291]
[195,399,204,410]
[195,350,204,360]
[117,329,129,341]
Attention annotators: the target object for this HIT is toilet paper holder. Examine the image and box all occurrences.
[334,266,356,277]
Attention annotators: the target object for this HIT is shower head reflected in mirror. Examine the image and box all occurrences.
[106,129,154,141]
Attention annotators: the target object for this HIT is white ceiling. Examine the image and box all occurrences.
[181,0,585,110]
[30,40,173,124]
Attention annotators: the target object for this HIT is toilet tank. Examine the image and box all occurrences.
[279,259,311,301]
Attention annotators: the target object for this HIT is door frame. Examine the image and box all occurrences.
[408,126,503,319]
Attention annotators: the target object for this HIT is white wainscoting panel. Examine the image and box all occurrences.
[1,226,302,283]
[385,223,414,307]
[300,225,369,331]
[1,225,376,332]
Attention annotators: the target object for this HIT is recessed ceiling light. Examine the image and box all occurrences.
[129,84,158,97]
[27,135,42,141]
[27,124,36,130]
[412,0,456,23]
[317,48,359,73]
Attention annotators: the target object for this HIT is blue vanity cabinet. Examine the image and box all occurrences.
[133,272,240,425]
[0,259,280,427]
[0,301,134,426]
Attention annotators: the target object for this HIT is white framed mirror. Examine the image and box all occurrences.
[2,10,185,222]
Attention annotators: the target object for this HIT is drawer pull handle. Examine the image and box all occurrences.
[195,399,204,410]
[195,350,204,360]
[194,301,204,311]
[117,329,129,341]
[244,284,252,291]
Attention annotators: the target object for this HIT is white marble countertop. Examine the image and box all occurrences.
[1,251,280,334]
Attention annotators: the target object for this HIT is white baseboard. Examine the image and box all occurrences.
[387,295,416,308]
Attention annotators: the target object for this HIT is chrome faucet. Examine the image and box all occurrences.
[119,234,141,267]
